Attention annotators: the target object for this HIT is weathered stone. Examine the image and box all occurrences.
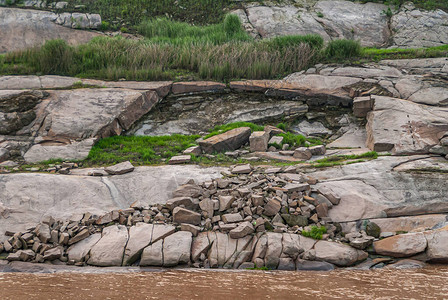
[168,155,191,165]
[264,233,283,269]
[123,223,154,266]
[366,96,448,154]
[191,232,211,261]
[199,127,251,154]
[105,161,135,175]
[43,247,62,261]
[296,259,335,271]
[199,198,214,218]
[365,222,381,238]
[316,203,328,218]
[68,228,90,245]
[292,120,332,137]
[172,81,226,94]
[163,231,192,267]
[180,224,201,237]
[268,136,283,145]
[88,225,129,266]
[173,207,201,225]
[231,164,252,174]
[309,145,326,156]
[36,224,51,243]
[229,222,254,239]
[281,214,308,227]
[385,259,427,270]
[140,239,163,266]
[264,199,281,217]
[314,240,368,267]
[424,227,448,263]
[283,183,309,193]
[293,147,312,160]
[373,232,427,258]
[222,213,243,224]
[172,183,203,198]
[251,195,264,207]
[281,233,303,260]
[249,131,269,152]
[219,195,235,212]
[67,233,101,263]
[165,197,195,211]
[183,146,201,156]
[317,187,340,205]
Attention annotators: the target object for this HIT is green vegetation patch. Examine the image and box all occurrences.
[278,132,322,149]
[85,134,199,165]
[302,226,327,240]
[311,151,378,168]
[361,45,448,61]
[204,122,265,139]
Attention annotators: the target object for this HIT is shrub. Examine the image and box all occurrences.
[276,123,287,131]
[223,14,243,37]
[324,39,361,60]
[302,226,327,240]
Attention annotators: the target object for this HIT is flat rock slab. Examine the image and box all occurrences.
[0,8,101,53]
[105,161,135,175]
[168,155,191,165]
[87,225,129,266]
[172,81,226,94]
[373,232,427,257]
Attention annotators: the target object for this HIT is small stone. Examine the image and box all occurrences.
[183,146,201,155]
[293,147,312,160]
[251,195,264,206]
[180,223,201,237]
[59,232,70,245]
[279,151,294,156]
[229,222,254,239]
[309,145,326,156]
[231,164,252,174]
[264,199,281,216]
[43,247,62,261]
[317,187,340,205]
[105,161,135,175]
[173,207,201,225]
[366,222,381,238]
[250,131,270,152]
[219,195,235,212]
[165,197,195,211]
[68,228,90,245]
[281,214,308,227]
[222,213,243,223]
[316,203,328,218]
[169,155,191,164]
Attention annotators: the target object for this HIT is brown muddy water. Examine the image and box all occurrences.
[1,266,448,300]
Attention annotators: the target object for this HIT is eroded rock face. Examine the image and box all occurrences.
[391,4,448,48]
[366,96,448,154]
[0,7,101,53]
[87,225,129,266]
[314,0,389,47]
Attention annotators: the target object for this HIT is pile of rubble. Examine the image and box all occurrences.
[0,163,380,268]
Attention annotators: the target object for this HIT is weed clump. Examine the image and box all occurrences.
[302,226,327,240]
[325,39,361,60]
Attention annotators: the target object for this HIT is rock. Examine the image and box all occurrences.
[165,197,195,211]
[292,120,332,137]
[385,259,426,269]
[264,233,283,269]
[183,146,201,155]
[263,199,281,217]
[168,155,191,165]
[67,233,101,263]
[244,5,331,40]
[219,195,235,212]
[172,183,203,198]
[163,231,192,267]
[408,87,448,106]
[8,250,35,262]
[281,233,303,259]
[222,213,243,223]
[315,203,328,218]
[43,247,62,261]
[296,259,335,271]
[268,136,283,145]
[68,228,90,245]
[105,161,135,175]
[317,187,340,205]
[140,239,163,266]
[122,223,154,266]
[173,207,201,225]
[314,240,368,267]
[36,224,51,243]
[199,127,251,154]
[229,222,254,239]
[0,8,101,53]
[180,223,201,237]
[281,214,308,227]
[199,198,214,218]
[278,257,296,271]
[293,147,312,160]
[238,262,255,269]
[365,222,381,238]
[88,225,129,266]
[373,232,427,258]
[249,131,269,152]
[314,0,389,47]
[366,96,448,154]
[353,96,374,117]
[171,81,226,94]
[283,183,309,193]
[309,145,326,156]
[391,6,448,48]
[424,227,448,263]
[231,164,252,174]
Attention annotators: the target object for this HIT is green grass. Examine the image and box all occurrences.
[278,132,322,149]
[204,122,265,139]
[85,134,199,165]
[301,226,327,240]
[357,0,448,11]
[311,151,378,168]
[324,39,361,61]
[361,45,448,61]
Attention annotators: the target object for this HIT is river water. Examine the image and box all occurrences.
[1,266,448,299]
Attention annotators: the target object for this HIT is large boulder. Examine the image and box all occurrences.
[122,223,153,265]
[87,225,129,266]
[314,240,368,267]
[163,231,193,267]
[424,227,448,263]
[199,127,251,154]
[0,8,101,53]
[67,233,101,263]
[373,232,427,257]
[366,96,448,154]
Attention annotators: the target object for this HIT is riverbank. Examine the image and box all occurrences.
[1,266,448,299]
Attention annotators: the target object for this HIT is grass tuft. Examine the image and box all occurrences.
[204,122,264,139]
[302,226,327,240]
